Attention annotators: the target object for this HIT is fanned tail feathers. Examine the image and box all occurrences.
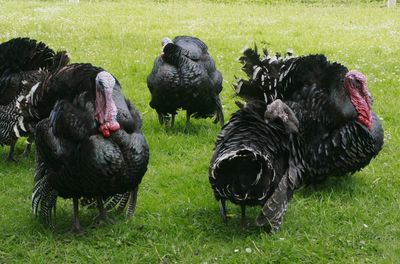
[32,161,58,228]
[49,51,70,73]
[80,192,132,216]
[234,44,284,103]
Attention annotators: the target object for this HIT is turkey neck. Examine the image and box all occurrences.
[344,72,372,130]
[95,87,117,125]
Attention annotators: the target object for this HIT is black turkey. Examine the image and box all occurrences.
[235,45,384,183]
[0,103,33,161]
[147,36,224,127]
[209,99,304,231]
[12,63,151,232]
[0,37,66,161]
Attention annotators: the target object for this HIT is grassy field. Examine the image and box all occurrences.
[0,0,399,263]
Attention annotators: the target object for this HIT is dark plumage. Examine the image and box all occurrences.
[0,103,33,161]
[235,46,384,184]
[15,63,150,231]
[209,100,304,231]
[147,36,224,127]
[0,37,66,161]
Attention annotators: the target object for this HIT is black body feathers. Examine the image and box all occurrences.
[209,100,304,230]
[30,64,149,227]
[147,36,224,126]
[234,46,384,183]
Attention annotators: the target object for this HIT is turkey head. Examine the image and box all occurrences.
[344,70,372,130]
[95,71,120,137]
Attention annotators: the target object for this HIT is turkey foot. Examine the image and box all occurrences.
[71,221,84,234]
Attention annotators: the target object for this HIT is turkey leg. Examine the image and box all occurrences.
[6,142,16,162]
[218,199,227,223]
[22,142,32,157]
[93,196,108,226]
[185,111,191,130]
[170,114,176,128]
[240,204,247,227]
[71,198,83,233]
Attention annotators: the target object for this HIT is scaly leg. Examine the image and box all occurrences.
[218,199,227,223]
[6,142,16,162]
[170,114,176,128]
[93,196,107,226]
[71,198,83,233]
[185,111,191,130]
[240,204,247,226]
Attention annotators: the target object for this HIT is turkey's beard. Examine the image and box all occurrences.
[95,88,120,137]
[344,71,372,130]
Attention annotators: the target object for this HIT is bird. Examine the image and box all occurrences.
[235,45,384,184]
[209,99,304,231]
[0,37,66,161]
[0,103,33,161]
[10,63,150,232]
[147,36,224,127]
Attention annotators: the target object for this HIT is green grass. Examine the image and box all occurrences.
[0,0,399,263]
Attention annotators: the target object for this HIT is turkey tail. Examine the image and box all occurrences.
[0,37,55,74]
[104,192,130,212]
[210,148,273,205]
[32,160,58,227]
[0,38,67,106]
[0,38,55,103]
[49,51,70,73]
[82,189,138,218]
[213,95,224,126]
[238,44,263,77]
[80,192,137,216]
[235,45,282,104]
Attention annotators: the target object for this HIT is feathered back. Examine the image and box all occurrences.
[235,45,285,103]
[235,46,357,132]
[235,45,384,185]
[210,100,299,204]
[173,36,208,61]
[147,35,224,124]
[30,63,100,120]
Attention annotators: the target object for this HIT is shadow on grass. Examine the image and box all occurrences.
[150,121,221,136]
[173,205,271,239]
[299,174,368,197]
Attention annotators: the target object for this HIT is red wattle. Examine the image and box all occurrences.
[98,121,120,138]
[102,129,110,138]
